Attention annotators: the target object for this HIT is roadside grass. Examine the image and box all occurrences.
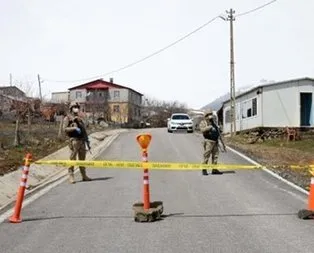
[227,132,314,156]
[261,139,314,153]
[0,121,110,176]
[224,132,314,170]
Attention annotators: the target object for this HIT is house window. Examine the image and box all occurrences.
[247,108,252,117]
[113,105,120,112]
[114,90,120,99]
[76,91,82,98]
[241,97,257,119]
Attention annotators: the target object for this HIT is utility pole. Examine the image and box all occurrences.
[37,74,43,101]
[226,8,236,137]
[9,73,12,86]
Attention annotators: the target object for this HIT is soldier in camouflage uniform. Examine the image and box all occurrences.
[199,109,223,175]
[63,101,92,184]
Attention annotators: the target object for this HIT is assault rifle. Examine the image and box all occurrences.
[212,121,227,152]
[74,117,92,154]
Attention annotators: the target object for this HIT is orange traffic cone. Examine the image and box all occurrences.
[142,152,150,210]
[298,177,314,219]
[9,153,32,223]
[308,178,314,210]
[136,134,152,210]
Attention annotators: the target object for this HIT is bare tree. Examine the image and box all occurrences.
[14,79,37,98]
[55,103,67,140]
[57,115,64,140]
[115,104,124,125]
[11,99,30,146]
[13,114,21,147]
[141,96,188,127]
[10,79,39,145]
[85,89,109,124]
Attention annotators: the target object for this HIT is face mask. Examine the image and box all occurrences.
[72,108,79,113]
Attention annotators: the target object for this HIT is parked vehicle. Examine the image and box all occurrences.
[167,113,194,133]
[140,121,151,128]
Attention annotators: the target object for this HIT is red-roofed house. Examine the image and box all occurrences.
[68,78,143,124]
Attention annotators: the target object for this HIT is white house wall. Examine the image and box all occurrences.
[128,90,142,106]
[70,88,129,103]
[262,79,314,127]
[223,91,262,134]
[51,92,69,103]
[70,89,88,103]
[108,88,129,102]
[223,79,314,134]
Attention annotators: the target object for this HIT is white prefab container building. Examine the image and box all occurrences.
[222,77,314,134]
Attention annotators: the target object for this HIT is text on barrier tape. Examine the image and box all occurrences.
[33,160,314,171]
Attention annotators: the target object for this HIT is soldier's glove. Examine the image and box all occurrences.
[75,127,81,134]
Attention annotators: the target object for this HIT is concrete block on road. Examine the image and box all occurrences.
[298,209,314,219]
[133,201,163,222]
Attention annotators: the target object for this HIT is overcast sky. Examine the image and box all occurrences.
[0,0,313,109]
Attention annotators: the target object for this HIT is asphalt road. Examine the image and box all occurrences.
[0,128,313,253]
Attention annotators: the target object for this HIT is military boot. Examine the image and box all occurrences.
[80,168,92,181]
[68,173,76,184]
[202,169,208,176]
[211,169,223,175]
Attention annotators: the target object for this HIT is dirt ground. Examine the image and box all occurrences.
[0,121,107,176]
[224,131,314,191]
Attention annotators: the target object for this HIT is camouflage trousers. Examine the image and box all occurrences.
[68,138,87,175]
[202,140,219,164]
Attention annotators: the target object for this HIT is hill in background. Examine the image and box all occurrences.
[200,79,275,111]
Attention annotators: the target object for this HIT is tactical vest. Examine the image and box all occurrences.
[66,118,84,139]
[203,123,220,141]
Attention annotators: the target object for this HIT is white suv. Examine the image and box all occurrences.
[167,113,194,133]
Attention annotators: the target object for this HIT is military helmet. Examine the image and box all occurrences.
[204,109,213,118]
[69,101,80,110]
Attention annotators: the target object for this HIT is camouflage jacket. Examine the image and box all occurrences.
[199,119,220,141]
[63,114,87,139]
[199,119,214,133]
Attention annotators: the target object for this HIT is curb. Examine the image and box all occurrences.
[0,130,123,216]
[194,131,309,195]
[226,145,309,196]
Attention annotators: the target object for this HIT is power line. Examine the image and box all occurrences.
[235,0,277,17]
[44,0,278,83]
[44,16,220,83]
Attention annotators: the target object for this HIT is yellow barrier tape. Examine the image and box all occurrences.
[34,160,260,170]
[33,159,314,171]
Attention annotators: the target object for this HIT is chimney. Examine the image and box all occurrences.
[109,77,114,83]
